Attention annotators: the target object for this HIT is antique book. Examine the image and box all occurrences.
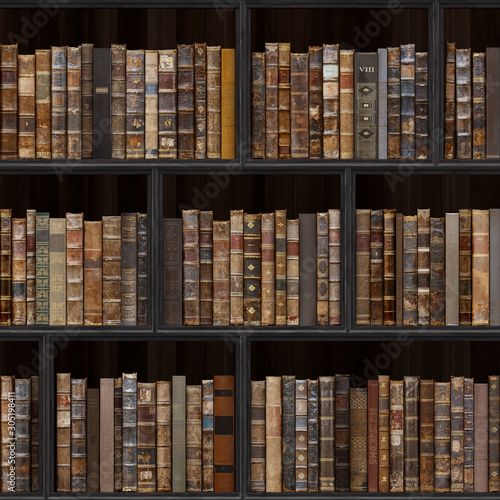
[200,211,213,325]
[49,218,66,326]
[51,46,68,155]
[473,52,486,159]
[328,209,341,325]
[35,50,51,158]
[278,43,291,159]
[456,48,472,159]
[137,213,148,326]
[435,381,451,492]
[207,46,221,159]
[404,376,419,491]
[202,380,214,492]
[221,48,235,159]
[183,209,200,325]
[26,209,36,326]
[1,376,14,490]
[230,209,244,325]
[390,380,404,492]
[367,380,378,492]
[103,216,121,326]
[66,213,84,326]
[126,49,145,159]
[194,43,207,159]
[137,382,156,492]
[387,47,401,158]
[356,209,370,325]
[487,47,500,159]
[163,219,182,325]
[290,53,308,158]
[317,213,329,325]
[402,215,417,325]
[252,52,266,159]
[287,219,300,325]
[336,49,354,158]
[18,54,36,158]
[1,45,18,159]
[56,373,71,491]
[0,209,11,326]
[417,208,430,325]
[145,50,159,159]
[451,376,464,492]
[420,379,435,492]
[261,213,275,325]
[472,209,489,325]
[430,218,445,325]
[491,209,500,324]
[94,48,111,158]
[122,373,138,492]
[415,52,428,159]
[383,209,396,325]
[446,213,459,325]
[100,379,114,492]
[370,209,383,325]
[265,43,279,158]
[172,375,186,492]
[81,43,93,159]
[158,49,177,158]
[71,378,87,492]
[459,209,472,325]
[489,375,500,491]
[299,213,316,326]
[309,46,322,158]
[67,46,81,159]
[122,213,137,326]
[378,375,390,492]
[445,42,456,159]
[282,375,295,492]
[244,213,261,325]
[214,375,234,492]
[12,218,27,325]
[474,383,488,492]
[251,380,266,492]
[295,379,308,492]
[114,378,123,491]
[15,379,31,492]
[111,44,127,159]
[335,375,350,491]
[350,387,368,492]
[84,221,103,326]
[318,376,334,491]
[323,44,339,158]
[464,378,474,492]
[31,375,40,492]
[275,209,287,325]
[395,213,403,325]
[378,48,388,159]
[400,44,415,159]
[308,380,319,491]
[157,381,172,492]
[213,220,230,326]
[87,387,100,492]
[266,376,282,492]
[35,212,49,325]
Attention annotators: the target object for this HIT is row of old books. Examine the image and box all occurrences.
[0,44,235,160]
[251,43,428,160]
[0,210,147,326]
[355,208,500,326]
[0,375,39,492]
[56,373,234,492]
[251,375,498,493]
[163,209,341,326]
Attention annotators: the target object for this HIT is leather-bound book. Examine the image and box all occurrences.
[383,209,395,325]
[137,382,156,492]
[56,373,71,491]
[339,49,354,158]
[266,376,281,492]
[317,213,329,325]
[145,50,159,159]
[1,376,14,490]
[318,376,334,491]
[1,45,18,158]
[378,48,388,159]
[370,209,383,325]
[309,46,322,158]
[251,380,266,492]
[299,213,316,326]
[194,43,207,159]
[163,219,182,325]
[290,53,308,158]
[459,208,472,325]
[177,44,194,159]
[404,376,419,491]
[451,376,464,492]
[157,381,172,492]
[126,50,145,159]
[252,52,265,159]
[474,383,488,492]
[121,213,137,326]
[367,380,378,492]
[378,375,390,492]
[100,379,114,492]
[137,213,148,326]
[18,54,36,159]
[456,48,472,159]
[491,209,500,324]
[66,212,84,326]
[446,213,459,325]
[202,380,214,491]
[415,52,428,159]
[244,213,261,325]
[328,209,341,325]
[435,381,451,492]
[282,375,295,492]
[221,48,235,159]
[400,44,415,159]
[430,218,445,325]
[275,209,287,325]
[278,43,291,159]
[335,375,350,491]
[15,378,31,492]
[158,49,177,159]
[183,209,200,325]
[472,209,489,325]
[295,379,308,492]
[67,46,81,159]
[49,218,66,326]
[390,380,404,492]
[350,387,368,492]
[172,375,186,492]
[323,44,339,159]
[51,46,67,158]
[200,211,213,325]
[12,218,27,325]
[111,44,126,159]
[81,43,93,159]
[403,215,417,326]
[308,380,319,491]
[87,387,100,492]
[35,50,51,158]
[103,216,121,326]
[287,219,299,324]
[71,378,87,492]
[122,373,138,492]
[35,212,49,325]
[265,43,279,159]
[0,209,12,326]
[207,46,221,159]
[356,209,370,325]
[387,47,401,158]
[84,221,103,326]
[420,379,434,492]
[355,52,378,159]
[396,213,403,325]
[114,378,123,491]
[213,220,230,326]
[489,375,500,491]
[230,209,244,325]
[445,42,456,159]
[487,47,500,159]
[214,375,234,492]
[261,213,275,325]
[417,208,430,325]
[31,375,40,492]
[464,378,474,492]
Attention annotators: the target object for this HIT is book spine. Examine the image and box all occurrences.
[35,50,51,159]
[213,220,230,326]
[417,208,430,325]
[137,213,148,326]
[67,46,81,159]
[252,52,266,159]
[446,213,459,325]
[487,47,500,159]
[278,43,291,159]
[307,380,319,492]
[163,219,182,326]
[103,216,121,326]
[378,375,390,492]
[1,45,17,159]
[265,43,279,159]
[56,373,71,492]
[145,50,158,159]
[111,44,126,159]
[317,212,329,325]
[12,218,27,325]
[126,50,145,159]
[251,380,266,492]
[1,376,14,490]
[31,376,39,492]
[230,209,244,325]
[114,378,123,491]
[35,212,49,325]
[389,380,404,492]
[282,375,295,492]
[400,44,415,159]
[200,211,213,325]
[339,49,354,159]
[445,42,456,159]
[489,375,500,491]
[93,48,111,158]
[194,43,207,159]
[261,213,275,325]
[473,52,486,159]
[84,221,103,326]
[121,213,137,326]
[275,209,287,325]
[81,43,93,159]
[350,387,368,492]
[356,209,370,325]
[51,46,66,158]
[122,373,138,492]
[328,209,341,325]
[26,209,36,326]
[183,209,200,325]
[287,219,299,324]
[420,379,434,492]
[383,209,396,325]
[49,218,66,326]
[456,48,472,159]
[290,53,308,158]
[472,209,489,325]
[318,376,334,491]
[378,48,388,159]
[404,376,419,491]
[295,379,308,492]
[464,378,474,492]
[0,210,12,326]
[66,212,84,326]
[202,380,214,492]
[244,214,261,325]
[172,375,186,492]
[370,209,383,325]
[71,378,87,492]
[396,213,403,325]
[430,218,445,325]
[474,383,488,492]
[308,46,322,159]
[15,379,31,492]
[157,381,172,492]
[221,48,235,159]
[451,376,465,492]
[335,375,350,491]
[323,44,339,159]
[137,383,156,492]
[459,209,472,325]
[299,213,316,325]
[266,377,281,492]
[435,381,451,492]
[207,46,221,159]
[87,387,100,492]
[403,215,418,326]
[415,52,428,159]
[158,49,177,159]
[99,380,113,492]
[18,54,36,159]
[387,47,401,158]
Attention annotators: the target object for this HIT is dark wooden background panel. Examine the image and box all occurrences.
[0,341,40,377]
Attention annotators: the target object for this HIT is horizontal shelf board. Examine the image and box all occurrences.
[0,326,154,338]
[0,0,240,6]
[247,0,432,6]
[246,494,495,499]
[350,326,500,339]
[49,494,241,499]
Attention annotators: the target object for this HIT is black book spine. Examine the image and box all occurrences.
[282,375,295,492]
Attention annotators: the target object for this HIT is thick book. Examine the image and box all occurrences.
[163,219,182,325]
[265,43,279,159]
[221,49,235,159]
[487,47,500,159]
[51,46,67,158]
[56,373,71,491]
[84,221,103,326]
[194,44,207,159]
[35,50,51,158]
[186,385,202,492]
[459,209,472,326]
[122,373,138,492]
[111,44,126,159]
[328,209,341,325]
[207,46,221,159]
[121,213,137,326]
[172,375,186,492]
[244,214,261,325]
[456,48,472,159]
[395,213,403,325]
[387,47,401,158]
[378,375,390,492]
[415,52,428,159]
[15,379,31,492]
[309,46,323,158]
[230,209,244,325]
[287,219,299,324]
[417,209,430,325]
[0,45,17,159]
[389,380,403,492]
[93,48,111,159]
[299,213,316,326]
[295,379,308,492]
[266,376,281,492]
[318,376,334,491]
[451,376,465,492]
[335,375,350,491]
[251,380,266,492]
[464,378,474,492]
[317,213,329,325]
[100,379,114,492]
[308,380,319,491]
[282,375,295,492]
[126,50,145,159]
[261,213,275,325]
[1,376,14,491]
[367,381,379,491]
[137,382,156,492]
[350,387,368,492]
[400,44,415,159]
[323,44,339,159]
[158,49,177,159]
[445,42,456,159]
[472,209,489,325]
[87,387,100,492]
[402,215,417,325]
[278,43,291,159]
[213,220,230,326]
[383,209,396,325]
[67,46,82,159]
[35,212,49,325]
[446,213,459,325]
[420,379,435,492]
[489,375,500,491]
[340,49,355,159]
[49,218,66,326]
[66,213,84,326]
[200,211,214,325]
[26,209,36,325]
[145,50,159,159]
[378,48,388,159]
[71,378,87,492]
[202,380,214,491]
[252,52,265,159]
[137,213,148,326]
[290,53,309,158]
[492,209,500,324]
[430,218,445,325]
[103,216,121,326]
[114,378,123,491]
[18,54,36,159]
[183,209,200,325]
[81,43,93,159]
[157,381,172,492]
[474,383,488,492]
[370,209,383,325]
[12,218,27,325]
[356,209,370,325]
[404,376,419,491]
[0,209,11,325]
[435,381,451,492]
[275,209,287,325]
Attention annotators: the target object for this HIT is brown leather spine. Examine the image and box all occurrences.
[183,209,200,325]
[456,48,472,159]
[207,46,221,159]
[275,209,287,325]
[194,43,207,159]
[103,216,121,326]
[387,47,401,158]
[445,42,456,159]
[415,52,428,159]
[244,214,261,325]
[323,44,339,159]
[26,209,36,325]
[71,378,87,492]
[252,52,266,159]
[35,50,51,159]
[213,220,230,326]
[489,375,500,492]
[356,209,370,325]
[389,380,403,492]
[265,377,281,492]
[114,378,123,491]
[1,45,18,159]
[84,221,103,326]
[136,213,148,325]
[18,54,36,159]
[404,376,420,491]
[66,213,84,326]
[435,382,451,492]
[308,380,319,491]
[335,375,350,491]
[0,209,12,326]
[317,212,329,325]
[328,209,341,325]
[287,219,299,325]
[420,380,435,492]
[199,211,213,325]
[278,43,291,158]
[12,218,27,325]
[403,215,418,325]
[67,46,82,159]
[417,208,430,325]
[281,375,295,492]
[177,44,194,159]
[31,375,40,491]
[395,213,403,325]
[308,46,322,158]
[251,380,265,492]
[126,50,145,159]
[474,383,488,492]
[137,383,156,492]
[370,209,383,325]
[221,49,235,159]
[158,49,177,159]
[459,209,472,326]
[295,379,307,492]
[383,209,396,325]
[472,209,489,325]
[290,53,308,158]
[464,378,474,492]
[430,218,445,325]
[111,44,126,159]
[157,381,172,492]
[51,46,67,159]
[99,380,113,492]
[261,213,275,325]
[87,387,99,492]
[56,373,71,491]
[230,209,244,325]
[340,49,354,159]
[1,376,15,489]
[367,379,378,492]
[265,43,278,159]
[378,375,390,492]
[81,43,93,159]
[350,387,368,492]
[145,50,159,159]
[451,376,464,492]
[318,376,334,491]
[202,380,214,491]
[473,52,486,159]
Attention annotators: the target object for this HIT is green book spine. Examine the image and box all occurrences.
[49,218,66,325]
[35,212,49,324]
[172,375,186,492]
